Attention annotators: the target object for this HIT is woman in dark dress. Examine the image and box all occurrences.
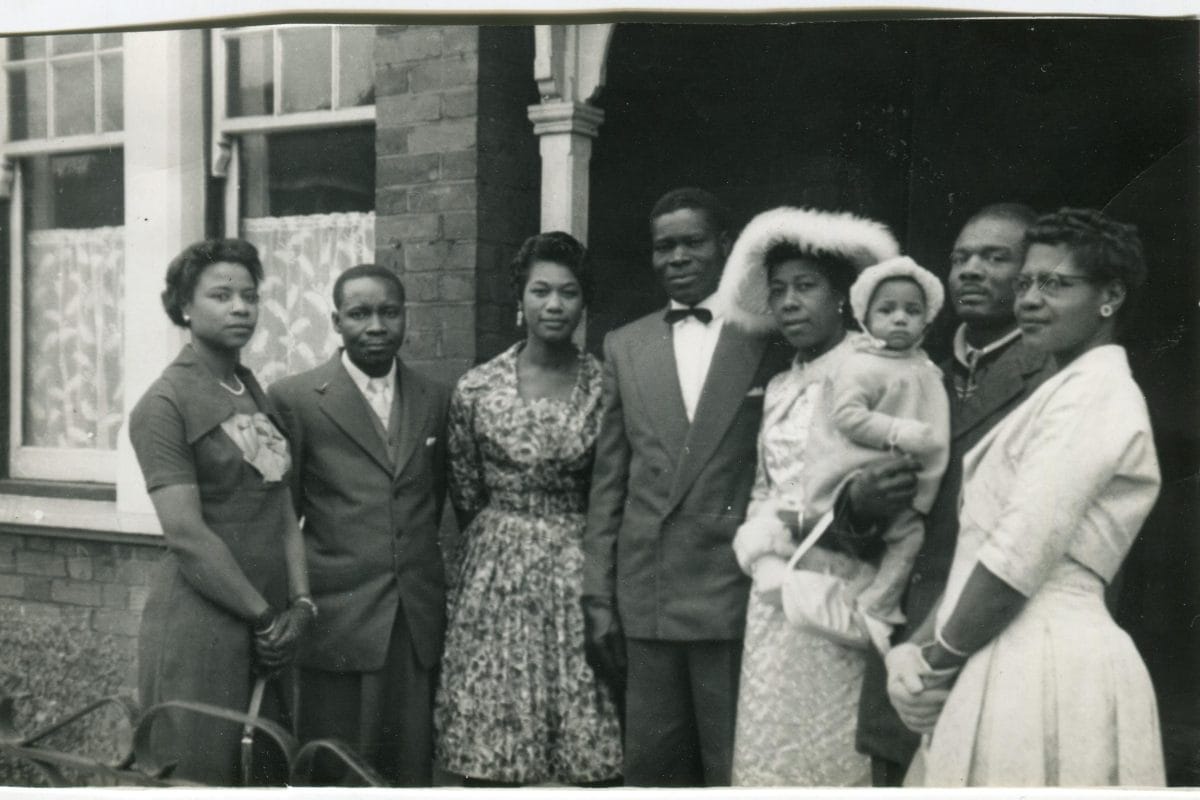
[129,239,314,785]
[434,232,622,786]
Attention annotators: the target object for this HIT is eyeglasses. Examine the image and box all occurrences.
[1012,272,1097,297]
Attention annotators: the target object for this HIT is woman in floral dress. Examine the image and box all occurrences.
[434,232,623,786]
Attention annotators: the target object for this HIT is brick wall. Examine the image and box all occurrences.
[475,26,540,363]
[374,25,539,383]
[0,529,160,689]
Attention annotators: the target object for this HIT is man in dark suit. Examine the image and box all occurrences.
[582,188,790,786]
[853,203,1054,785]
[268,264,451,786]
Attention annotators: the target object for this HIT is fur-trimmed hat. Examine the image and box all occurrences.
[849,255,945,329]
[716,206,900,333]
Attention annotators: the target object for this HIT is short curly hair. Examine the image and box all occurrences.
[1024,208,1147,315]
[510,231,592,306]
[161,239,264,328]
[649,187,733,238]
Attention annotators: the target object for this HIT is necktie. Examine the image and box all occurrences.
[665,306,713,325]
[366,377,390,431]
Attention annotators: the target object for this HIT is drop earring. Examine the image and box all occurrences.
[516,306,524,327]
[1100,304,1113,318]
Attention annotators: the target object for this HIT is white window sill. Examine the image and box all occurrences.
[0,492,161,536]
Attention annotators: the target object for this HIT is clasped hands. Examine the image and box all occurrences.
[885,642,958,735]
[253,599,317,674]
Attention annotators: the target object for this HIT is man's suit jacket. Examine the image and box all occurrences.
[268,353,451,673]
[855,338,1053,765]
[583,310,791,641]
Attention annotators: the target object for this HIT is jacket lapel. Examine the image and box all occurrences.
[667,325,765,509]
[632,318,690,462]
[952,340,1050,441]
[316,354,392,475]
[390,361,433,479]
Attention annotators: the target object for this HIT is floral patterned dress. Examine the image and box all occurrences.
[433,343,623,784]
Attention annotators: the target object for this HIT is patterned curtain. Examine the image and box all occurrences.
[23,227,125,450]
[241,211,375,386]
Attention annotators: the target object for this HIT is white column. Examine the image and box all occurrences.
[527,101,604,347]
[116,30,206,517]
[527,100,605,241]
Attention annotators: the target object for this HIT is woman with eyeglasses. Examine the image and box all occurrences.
[885,208,1165,786]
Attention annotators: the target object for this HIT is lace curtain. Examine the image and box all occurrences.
[241,211,375,386]
[23,227,125,450]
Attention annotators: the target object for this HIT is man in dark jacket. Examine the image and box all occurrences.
[582,188,791,786]
[269,264,451,785]
[854,203,1054,785]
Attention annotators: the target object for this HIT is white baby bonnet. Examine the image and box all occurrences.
[848,255,945,328]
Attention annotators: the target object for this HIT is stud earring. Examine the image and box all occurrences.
[183,314,190,324]
[1100,304,1114,318]
[516,306,524,327]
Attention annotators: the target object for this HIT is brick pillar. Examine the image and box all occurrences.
[374,25,539,385]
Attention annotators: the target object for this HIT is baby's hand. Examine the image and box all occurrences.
[891,420,938,455]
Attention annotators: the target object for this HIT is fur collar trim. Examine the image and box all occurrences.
[715,206,900,333]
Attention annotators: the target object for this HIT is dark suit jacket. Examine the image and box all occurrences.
[583,310,791,641]
[268,353,451,672]
[855,337,1052,765]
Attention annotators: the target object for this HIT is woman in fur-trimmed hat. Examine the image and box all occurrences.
[715,206,902,787]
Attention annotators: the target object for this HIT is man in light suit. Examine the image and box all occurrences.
[852,203,1054,785]
[268,264,451,786]
[582,188,791,786]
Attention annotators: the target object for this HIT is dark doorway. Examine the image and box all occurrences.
[587,18,1199,784]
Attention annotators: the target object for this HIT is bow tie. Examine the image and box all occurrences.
[665,306,713,325]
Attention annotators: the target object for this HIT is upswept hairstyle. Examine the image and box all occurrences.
[1024,208,1147,317]
[509,231,592,305]
[332,264,406,310]
[161,238,263,328]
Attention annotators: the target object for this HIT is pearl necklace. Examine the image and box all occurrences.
[218,375,246,396]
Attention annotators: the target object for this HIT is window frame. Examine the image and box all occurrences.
[2,36,126,484]
[211,24,376,232]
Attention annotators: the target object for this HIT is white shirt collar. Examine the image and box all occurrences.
[953,323,1022,369]
[341,350,397,395]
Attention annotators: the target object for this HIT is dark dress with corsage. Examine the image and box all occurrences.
[129,344,293,785]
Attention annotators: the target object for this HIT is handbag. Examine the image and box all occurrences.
[779,510,874,648]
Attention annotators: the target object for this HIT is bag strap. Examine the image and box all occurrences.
[785,510,835,571]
